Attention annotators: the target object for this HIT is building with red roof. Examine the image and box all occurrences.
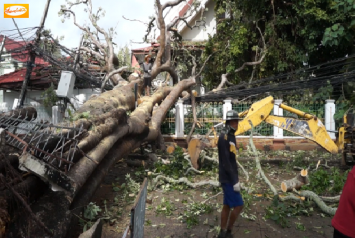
[0,35,50,76]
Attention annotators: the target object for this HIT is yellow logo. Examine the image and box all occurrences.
[4,4,29,18]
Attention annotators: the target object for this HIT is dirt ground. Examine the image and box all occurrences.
[73,149,347,238]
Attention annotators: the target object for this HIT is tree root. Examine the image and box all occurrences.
[248,121,277,195]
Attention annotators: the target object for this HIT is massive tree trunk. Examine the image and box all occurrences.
[2,74,196,237]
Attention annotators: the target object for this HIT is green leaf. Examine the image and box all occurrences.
[332,24,339,31]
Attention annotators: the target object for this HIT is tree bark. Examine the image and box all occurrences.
[281,170,308,192]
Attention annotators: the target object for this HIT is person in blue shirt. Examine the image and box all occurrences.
[218,110,244,238]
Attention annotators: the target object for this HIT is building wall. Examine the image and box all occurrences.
[179,0,216,41]
[1,88,101,123]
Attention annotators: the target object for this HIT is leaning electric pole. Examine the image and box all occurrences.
[17,0,51,108]
[0,36,6,60]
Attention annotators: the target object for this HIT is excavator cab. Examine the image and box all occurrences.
[344,109,355,126]
[340,108,355,165]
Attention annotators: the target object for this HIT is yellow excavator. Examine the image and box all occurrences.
[188,96,355,166]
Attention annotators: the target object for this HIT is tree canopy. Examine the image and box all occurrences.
[203,0,355,89]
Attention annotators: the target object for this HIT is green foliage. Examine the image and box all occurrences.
[203,0,355,89]
[42,85,58,108]
[178,201,213,228]
[117,45,131,70]
[84,202,101,220]
[156,197,177,216]
[118,174,141,203]
[72,111,91,121]
[154,147,190,180]
[334,96,351,125]
[302,168,349,195]
[312,81,333,102]
[295,222,306,231]
[78,202,102,232]
[265,196,311,228]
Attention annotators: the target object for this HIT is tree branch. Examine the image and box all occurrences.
[60,8,105,53]
[101,66,129,92]
[122,15,149,25]
[215,73,229,91]
[196,53,213,77]
[153,175,219,189]
[186,89,197,143]
[234,24,267,74]
[249,120,278,195]
[162,0,186,11]
[79,46,105,60]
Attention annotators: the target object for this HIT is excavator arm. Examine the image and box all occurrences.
[234,96,339,154]
[188,96,341,167]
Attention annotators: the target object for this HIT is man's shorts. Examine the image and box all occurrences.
[144,77,152,87]
[221,183,244,208]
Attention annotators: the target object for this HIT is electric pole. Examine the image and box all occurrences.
[17,0,51,108]
[0,36,6,61]
[73,34,84,71]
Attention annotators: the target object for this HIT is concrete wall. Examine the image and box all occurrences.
[179,0,216,41]
[1,88,101,123]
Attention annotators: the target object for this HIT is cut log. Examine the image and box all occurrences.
[187,138,202,169]
[166,145,175,154]
[281,170,308,192]
[281,177,304,192]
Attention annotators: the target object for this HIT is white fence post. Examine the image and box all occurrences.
[325,99,336,139]
[274,99,283,138]
[223,99,232,120]
[175,99,184,138]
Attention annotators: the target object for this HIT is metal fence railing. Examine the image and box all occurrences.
[129,178,148,238]
[160,101,326,137]
[184,102,224,135]
[161,108,175,135]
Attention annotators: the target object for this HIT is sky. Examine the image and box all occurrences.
[0,0,166,51]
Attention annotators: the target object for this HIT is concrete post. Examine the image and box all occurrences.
[325,99,336,139]
[223,99,232,120]
[52,105,64,125]
[175,99,184,137]
[274,99,283,138]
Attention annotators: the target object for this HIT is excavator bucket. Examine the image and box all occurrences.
[235,96,274,135]
[265,115,338,154]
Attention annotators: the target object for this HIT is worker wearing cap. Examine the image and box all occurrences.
[142,55,152,96]
[217,110,243,238]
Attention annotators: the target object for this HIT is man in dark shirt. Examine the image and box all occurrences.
[142,55,152,96]
[218,110,244,238]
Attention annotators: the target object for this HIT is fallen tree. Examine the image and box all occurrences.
[1,1,215,237]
